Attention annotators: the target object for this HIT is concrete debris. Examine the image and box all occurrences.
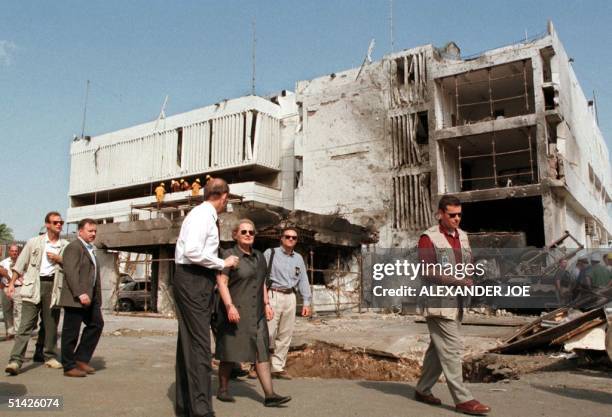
[562,325,606,352]
[490,287,611,354]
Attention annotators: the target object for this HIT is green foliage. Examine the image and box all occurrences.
[0,223,14,244]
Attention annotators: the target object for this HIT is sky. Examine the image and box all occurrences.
[1,0,611,240]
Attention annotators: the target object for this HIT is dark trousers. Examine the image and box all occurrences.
[61,299,104,371]
[173,263,216,417]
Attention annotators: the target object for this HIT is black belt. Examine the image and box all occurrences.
[39,275,54,282]
[270,287,294,294]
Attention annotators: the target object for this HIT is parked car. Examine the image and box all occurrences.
[116,280,152,312]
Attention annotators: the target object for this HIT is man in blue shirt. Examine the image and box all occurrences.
[264,226,311,379]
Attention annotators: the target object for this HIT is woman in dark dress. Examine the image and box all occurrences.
[215,219,291,407]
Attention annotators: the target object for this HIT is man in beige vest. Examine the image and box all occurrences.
[5,212,69,375]
[415,195,490,416]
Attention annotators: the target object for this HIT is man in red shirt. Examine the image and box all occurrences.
[414,195,490,416]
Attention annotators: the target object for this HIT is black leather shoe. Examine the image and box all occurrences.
[32,352,45,363]
[216,391,236,403]
[264,394,291,407]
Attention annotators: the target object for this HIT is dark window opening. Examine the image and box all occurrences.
[242,113,247,161]
[208,121,213,167]
[461,196,545,247]
[294,156,303,189]
[176,128,183,167]
[543,86,556,110]
[250,111,258,151]
[547,122,558,144]
[308,248,355,285]
[416,111,429,144]
[396,58,405,85]
[540,46,554,83]
[494,109,505,118]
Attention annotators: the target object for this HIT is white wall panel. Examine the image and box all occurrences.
[70,109,282,196]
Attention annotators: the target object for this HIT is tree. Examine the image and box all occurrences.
[0,223,14,244]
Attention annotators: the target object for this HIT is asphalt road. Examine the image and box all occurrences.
[1,333,611,417]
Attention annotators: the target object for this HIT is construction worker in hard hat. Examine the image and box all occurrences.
[171,179,181,193]
[180,178,190,191]
[155,182,166,208]
[191,178,202,196]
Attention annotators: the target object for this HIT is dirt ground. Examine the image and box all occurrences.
[0,312,610,417]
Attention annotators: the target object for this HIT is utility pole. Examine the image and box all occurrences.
[154,95,169,131]
[252,17,256,96]
[390,0,394,53]
[80,79,90,138]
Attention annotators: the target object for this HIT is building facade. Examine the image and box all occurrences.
[66,22,611,313]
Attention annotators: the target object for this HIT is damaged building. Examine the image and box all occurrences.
[66,22,611,315]
[294,21,610,249]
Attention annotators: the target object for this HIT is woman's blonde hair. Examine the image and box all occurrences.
[232,218,256,239]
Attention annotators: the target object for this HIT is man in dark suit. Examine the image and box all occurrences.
[59,218,104,377]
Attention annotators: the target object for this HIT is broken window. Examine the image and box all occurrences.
[540,46,554,83]
[543,85,556,110]
[392,173,433,230]
[439,127,538,192]
[176,128,183,167]
[390,112,428,168]
[436,60,535,128]
[415,111,429,144]
[391,52,427,107]
[294,156,303,189]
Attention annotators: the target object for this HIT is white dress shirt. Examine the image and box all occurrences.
[79,237,97,286]
[0,257,16,286]
[175,201,225,270]
[39,234,62,276]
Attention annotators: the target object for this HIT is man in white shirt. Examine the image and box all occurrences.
[173,177,239,417]
[0,244,21,339]
[5,212,69,375]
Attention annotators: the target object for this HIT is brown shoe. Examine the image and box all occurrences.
[76,361,96,374]
[64,368,87,377]
[414,391,442,406]
[455,399,491,416]
[247,366,258,379]
[271,371,292,380]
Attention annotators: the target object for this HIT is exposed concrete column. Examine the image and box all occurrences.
[530,52,550,184]
[156,245,176,317]
[96,250,120,311]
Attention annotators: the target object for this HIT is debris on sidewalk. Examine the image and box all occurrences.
[490,288,611,356]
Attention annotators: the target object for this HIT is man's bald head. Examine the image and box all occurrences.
[204,177,229,201]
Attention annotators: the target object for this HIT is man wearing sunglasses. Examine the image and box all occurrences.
[264,226,311,380]
[415,196,490,416]
[5,211,69,375]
